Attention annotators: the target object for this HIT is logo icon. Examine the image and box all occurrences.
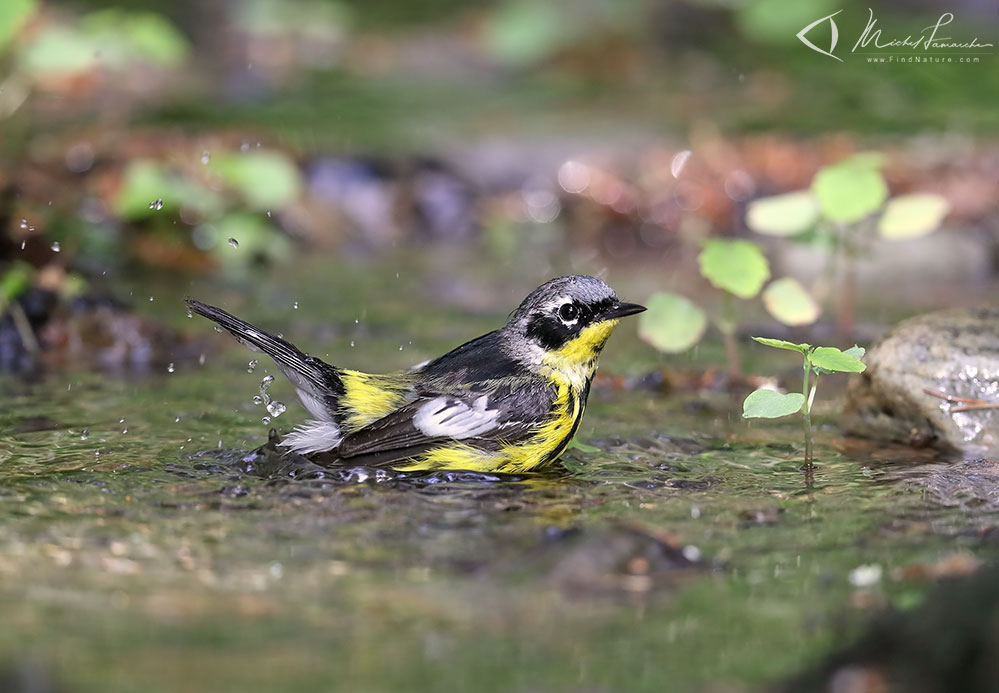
[797,10,844,61]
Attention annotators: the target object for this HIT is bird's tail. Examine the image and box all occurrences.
[185,298,345,407]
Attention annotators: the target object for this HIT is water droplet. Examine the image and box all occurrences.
[349,340,355,348]
[227,237,239,248]
[201,150,211,165]
[260,375,274,391]
[174,416,181,423]
[149,295,154,302]
[671,150,692,179]
[119,418,126,424]
[240,141,250,152]
[218,439,223,448]
[186,308,193,318]
[80,428,89,440]
[20,241,26,250]
[266,210,272,218]
[199,353,206,365]
[50,241,61,252]
[167,362,175,373]
[266,401,286,417]
[121,427,128,435]
[399,345,404,351]
[261,416,271,424]
[149,199,164,211]
[247,359,258,373]
[20,219,27,229]
[213,326,223,333]
[293,301,299,310]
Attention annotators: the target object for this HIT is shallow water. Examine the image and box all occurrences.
[1,256,995,692]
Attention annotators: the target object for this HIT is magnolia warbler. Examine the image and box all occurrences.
[187,276,644,473]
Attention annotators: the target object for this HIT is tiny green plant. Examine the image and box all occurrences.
[746,153,950,340]
[639,238,819,378]
[742,338,866,469]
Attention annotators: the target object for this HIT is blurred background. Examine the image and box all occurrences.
[2,0,997,357]
[1,1,998,691]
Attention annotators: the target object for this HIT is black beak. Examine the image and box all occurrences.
[602,301,646,319]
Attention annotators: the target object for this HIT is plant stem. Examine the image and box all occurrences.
[801,357,814,469]
[838,224,857,344]
[720,292,741,380]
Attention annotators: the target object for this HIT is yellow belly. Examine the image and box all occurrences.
[397,381,584,474]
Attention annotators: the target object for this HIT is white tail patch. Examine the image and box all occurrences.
[280,420,343,454]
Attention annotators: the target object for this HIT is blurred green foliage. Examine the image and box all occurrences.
[0,0,35,52]
[210,151,303,211]
[19,8,187,76]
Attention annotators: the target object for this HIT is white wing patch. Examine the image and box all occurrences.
[280,419,343,454]
[413,395,500,439]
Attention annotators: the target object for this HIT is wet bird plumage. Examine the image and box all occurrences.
[186,275,644,473]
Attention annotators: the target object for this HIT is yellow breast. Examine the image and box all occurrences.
[540,319,619,390]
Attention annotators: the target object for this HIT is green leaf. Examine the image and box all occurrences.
[113,160,224,221]
[809,346,866,373]
[82,10,189,67]
[812,160,888,224]
[19,26,97,76]
[211,151,302,210]
[746,191,818,236]
[0,0,35,52]
[211,212,292,271]
[637,292,708,354]
[752,336,810,353]
[743,389,806,419]
[762,277,820,326]
[0,262,34,303]
[698,239,771,299]
[844,345,866,360]
[878,193,950,240]
[482,0,568,66]
[113,160,175,219]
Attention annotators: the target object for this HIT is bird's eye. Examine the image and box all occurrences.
[558,303,579,322]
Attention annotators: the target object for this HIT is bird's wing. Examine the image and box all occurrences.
[332,379,555,464]
[186,299,344,421]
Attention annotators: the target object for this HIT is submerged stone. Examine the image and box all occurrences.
[844,307,999,455]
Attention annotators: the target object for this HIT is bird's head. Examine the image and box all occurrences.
[507,275,645,384]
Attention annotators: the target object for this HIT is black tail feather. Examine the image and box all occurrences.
[185,298,343,399]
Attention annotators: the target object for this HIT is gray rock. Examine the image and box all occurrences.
[844,307,999,455]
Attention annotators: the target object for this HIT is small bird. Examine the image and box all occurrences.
[186,276,644,473]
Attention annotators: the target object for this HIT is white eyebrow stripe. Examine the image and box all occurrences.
[413,395,500,438]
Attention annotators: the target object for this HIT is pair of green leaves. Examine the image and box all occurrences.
[638,239,819,354]
[116,151,302,221]
[742,338,866,419]
[746,153,950,239]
